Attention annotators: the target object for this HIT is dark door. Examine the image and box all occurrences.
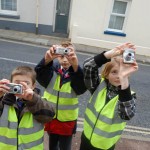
[55,0,71,33]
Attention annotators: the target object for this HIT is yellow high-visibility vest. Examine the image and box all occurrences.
[84,79,128,149]
[43,72,78,121]
[0,105,44,150]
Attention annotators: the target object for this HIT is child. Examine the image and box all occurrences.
[35,41,87,150]
[0,66,55,150]
[80,43,138,150]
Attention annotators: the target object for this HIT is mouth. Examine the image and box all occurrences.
[115,80,120,84]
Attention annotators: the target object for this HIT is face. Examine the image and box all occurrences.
[107,64,120,87]
[57,55,71,70]
[12,74,35,89]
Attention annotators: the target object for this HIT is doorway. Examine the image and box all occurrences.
[55,0,71,34]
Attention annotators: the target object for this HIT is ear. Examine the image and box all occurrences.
[105,75,109,80]
[32,83,36,90]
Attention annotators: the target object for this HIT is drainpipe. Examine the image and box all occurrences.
[36,0,39,34]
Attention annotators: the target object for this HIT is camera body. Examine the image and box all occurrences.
[123,49,135,63]
[6,83,23,94]
[55,47,70,55]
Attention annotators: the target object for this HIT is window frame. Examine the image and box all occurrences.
[106,0,131,33]
[0,0,18,16]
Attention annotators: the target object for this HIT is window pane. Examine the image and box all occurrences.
[1,0,17,11]
[113,0,127,14]
[57,0,70,14]
[108,15,125,30]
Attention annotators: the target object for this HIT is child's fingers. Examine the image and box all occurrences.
[0,79,10,84]
[0,87,9,94]
[0,79,10,92]
[19,82,28,92]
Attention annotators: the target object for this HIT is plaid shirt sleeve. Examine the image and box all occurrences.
[83,57,100,94]
[118,93,136,120]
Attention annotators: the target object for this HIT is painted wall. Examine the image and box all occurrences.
[69,0,150,56]
[0,0,56,34]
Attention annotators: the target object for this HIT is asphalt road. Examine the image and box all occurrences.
[0,39,150,138]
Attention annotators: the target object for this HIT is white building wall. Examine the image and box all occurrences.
[0,0,55,25]
[19,0,55,25]
[69,0,150,56]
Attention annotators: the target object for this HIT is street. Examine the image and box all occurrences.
[0,39,150,139]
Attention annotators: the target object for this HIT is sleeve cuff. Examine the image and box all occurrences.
[118,85,132,102]
[68,65,82,74]
[94,51,110,67]
[25,93,39,106]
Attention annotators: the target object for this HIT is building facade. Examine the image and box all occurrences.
[0,0,150,56]
[0,0,72,35]
[70,0,150,56]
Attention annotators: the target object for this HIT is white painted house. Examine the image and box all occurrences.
[70,0,150,56]
[0,0,71,35]
[0,0,150,56]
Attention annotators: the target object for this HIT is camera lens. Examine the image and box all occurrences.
[64,49,68,53]
[128,53,132,56]
[13,86,20,93]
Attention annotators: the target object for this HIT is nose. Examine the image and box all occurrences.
[116,73,119,79]
[62,56,68,61]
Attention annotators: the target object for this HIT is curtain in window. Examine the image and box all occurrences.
[57,0,70,14]
[109,15,124,30]
[109,0,127,30]
[113,1,127,14]
[1,0,17,11]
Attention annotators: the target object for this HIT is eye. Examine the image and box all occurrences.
[60,55,65,58]
[111,70,118,74]
[24,81,31,85]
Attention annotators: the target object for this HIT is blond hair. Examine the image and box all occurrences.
[101,61,117,79]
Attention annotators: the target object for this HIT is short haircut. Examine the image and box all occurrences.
[101,61,117,79]
[10,66,36,84]
[61,41,73,47]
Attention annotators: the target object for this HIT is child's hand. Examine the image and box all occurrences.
[104,43,135,59]
[15,82,34,101]
[65,46,78,72]
[44,45,61,65]
[118,58,138,78]
[0,79,10,98]
[114,57,138,89]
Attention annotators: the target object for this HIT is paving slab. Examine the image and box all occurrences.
[44,131,150,150]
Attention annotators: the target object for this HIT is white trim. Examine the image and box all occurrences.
[67,0,73,33]
[106,0,131,33]
[0,0,18,16]
[52,0,57,32]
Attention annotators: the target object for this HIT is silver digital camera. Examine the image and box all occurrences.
[55,47,70,55]
[123,49,135,63]
[6,83,23,94]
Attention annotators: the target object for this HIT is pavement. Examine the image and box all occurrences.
[0,29,150,150]
[44,131,150,150]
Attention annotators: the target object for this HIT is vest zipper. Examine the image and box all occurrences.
[16,105,23,150]
[17,122,19,150]
[17,109,21,150]
[89,105,105,141]
[56,91,60,118]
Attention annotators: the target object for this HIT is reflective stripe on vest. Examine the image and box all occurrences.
[0,105,44,150]
[84,79,126,149]
[43,72,78,121]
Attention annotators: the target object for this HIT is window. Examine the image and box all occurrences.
[0,0,17,15]
[107,0,131,33]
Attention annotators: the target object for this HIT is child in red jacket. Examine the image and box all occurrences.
[35,41,86,150]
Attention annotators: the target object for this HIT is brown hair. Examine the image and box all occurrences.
[61,41,73,48]
[10,66,36,84]
[101,61,117,79]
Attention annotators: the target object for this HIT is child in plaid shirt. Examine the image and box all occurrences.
[80,43,138,150]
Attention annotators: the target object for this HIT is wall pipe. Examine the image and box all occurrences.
[36,0,39,34]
